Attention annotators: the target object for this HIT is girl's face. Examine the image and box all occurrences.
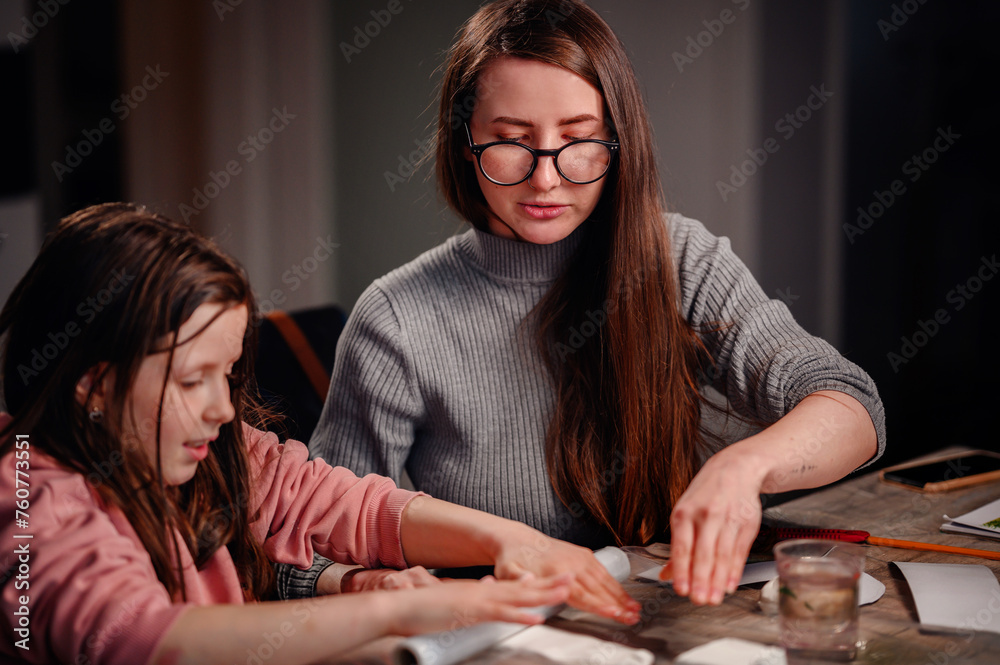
[468,57,612,245]
[126,302,246,486]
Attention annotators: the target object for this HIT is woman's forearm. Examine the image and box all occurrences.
[711,389,879,494]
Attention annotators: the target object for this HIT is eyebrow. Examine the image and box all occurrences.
[490,114,602,127]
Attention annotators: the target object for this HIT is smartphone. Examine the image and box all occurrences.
[879,451,1000,492]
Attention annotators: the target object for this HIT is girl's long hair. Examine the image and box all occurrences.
[0,202,274,600]
[436,0,711,544]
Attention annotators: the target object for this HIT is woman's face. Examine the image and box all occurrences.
[468,57,612,245]
[126,302,246,486]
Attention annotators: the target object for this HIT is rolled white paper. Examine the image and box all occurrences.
[593,545,631,582]
[392,546,631,665]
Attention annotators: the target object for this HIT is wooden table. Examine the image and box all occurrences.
[544,460,1000,664]
[346,456,1000,664]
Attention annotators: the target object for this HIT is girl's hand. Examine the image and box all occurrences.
[492,533,640,624]
[344,565,441,592]
[385,574,573,637]
[666,450,764,605]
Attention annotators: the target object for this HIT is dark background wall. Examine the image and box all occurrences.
[840,1,999,465]
[1,0,997,468]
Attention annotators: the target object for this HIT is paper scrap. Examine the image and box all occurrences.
[758,572,884,615]
[638,561,778,587]
[894,562,1000,634]
[674,637,786,665]
[497,625,653,664]
[942,497,1000,540]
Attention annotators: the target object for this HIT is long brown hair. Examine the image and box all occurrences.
[0,203,274,599]
[436,0,712,545]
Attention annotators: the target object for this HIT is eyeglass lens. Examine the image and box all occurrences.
[479,142,612,185]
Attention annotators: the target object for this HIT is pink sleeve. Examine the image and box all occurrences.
[0,450,189,665]
[243,425,421,570]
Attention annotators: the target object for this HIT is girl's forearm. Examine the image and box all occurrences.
[398,495,532,568]
[150,594,392,665]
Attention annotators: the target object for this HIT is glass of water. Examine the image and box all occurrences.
[774,539,865,661]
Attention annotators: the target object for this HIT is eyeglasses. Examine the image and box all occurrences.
[465,123,619,186]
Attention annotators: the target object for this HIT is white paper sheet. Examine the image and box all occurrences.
[894,562,1000,634]
[637,560,780,587]
[496,625,653,664]
[758,572,884,614]
[942,497,1000,540]
[674,637,786,665]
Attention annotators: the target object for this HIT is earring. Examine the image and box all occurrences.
[89,407,104,423]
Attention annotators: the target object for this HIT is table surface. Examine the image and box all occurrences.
[348,452,1000,664]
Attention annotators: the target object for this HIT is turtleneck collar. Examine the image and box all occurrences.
[454,222,588,284]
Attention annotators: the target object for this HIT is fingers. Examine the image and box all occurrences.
[558,556,639,624]
[481,573,573,623]
[687,514,721,605]
[669,507,695,597]
[388,574,572,636]
[493,537,640,624]
[671,504,759,605]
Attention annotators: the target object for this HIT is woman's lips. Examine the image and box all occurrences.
[519,203,568,220]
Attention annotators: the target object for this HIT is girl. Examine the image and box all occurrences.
[0,203,638,665]
[309,0,886,608]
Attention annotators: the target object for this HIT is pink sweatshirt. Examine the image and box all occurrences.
[0,414,420,665]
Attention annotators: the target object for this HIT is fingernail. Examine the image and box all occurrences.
[711,589,724,604]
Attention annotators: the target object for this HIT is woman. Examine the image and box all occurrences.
[0,203,637,665]
[309,0,885,607]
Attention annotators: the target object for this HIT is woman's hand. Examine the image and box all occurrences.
[665,391,879,606]
[343,565,442,592]
[492,531,640,624]
[384,573,573,637]
[665,449,764,605]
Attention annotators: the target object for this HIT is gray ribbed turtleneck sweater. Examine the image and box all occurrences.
[284,214,885,596]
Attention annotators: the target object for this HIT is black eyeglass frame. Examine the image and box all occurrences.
[464,123,620,186]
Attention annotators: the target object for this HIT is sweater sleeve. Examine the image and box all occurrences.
[0,450,189,665]
[667,214,887,467]
[245,425,421,571]
[309,284,425,483]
